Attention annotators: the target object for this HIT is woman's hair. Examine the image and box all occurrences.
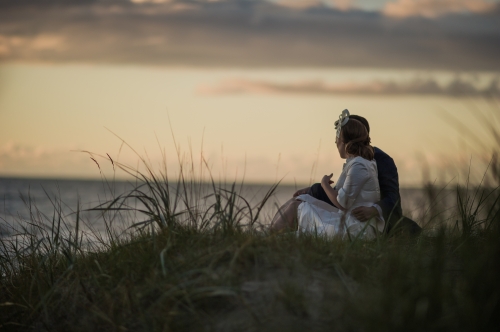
[340,118,374,160]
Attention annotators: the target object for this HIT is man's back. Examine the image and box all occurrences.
[373,147,403,224]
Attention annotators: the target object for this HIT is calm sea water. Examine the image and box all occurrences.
[0,177,305,237]
[0,177,453,238]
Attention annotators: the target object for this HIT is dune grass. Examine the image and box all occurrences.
[1,129,500,331]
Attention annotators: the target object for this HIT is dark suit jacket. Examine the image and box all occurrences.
[307,147,404,233]
[373,147,403,230]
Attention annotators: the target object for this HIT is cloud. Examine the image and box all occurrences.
[275,0,324,10]
[0,34,66,58]
[0,0,103,7]
[383,0,497,18]
[0,1,499,70]
[198,76,500,97]
[329,0,354,11]
[276,0,354,10]
[131,0,172,3]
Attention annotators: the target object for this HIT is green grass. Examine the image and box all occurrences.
[1,136,500,331]
[1,221,499,331]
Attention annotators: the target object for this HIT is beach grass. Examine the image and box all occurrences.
[1,123,500,331]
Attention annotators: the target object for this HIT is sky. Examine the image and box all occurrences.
[1,0,500,186]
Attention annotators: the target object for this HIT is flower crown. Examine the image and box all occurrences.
[335,109,350,138]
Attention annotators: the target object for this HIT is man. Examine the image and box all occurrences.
[293,114,421,235]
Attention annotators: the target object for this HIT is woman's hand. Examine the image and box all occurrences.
[321,174,345,211]
[321,174,334,188]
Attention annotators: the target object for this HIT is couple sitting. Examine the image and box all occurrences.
[271,110,421,238]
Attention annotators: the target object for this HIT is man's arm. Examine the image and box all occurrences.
[352,206,380,221]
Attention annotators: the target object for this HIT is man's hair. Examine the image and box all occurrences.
[349,115,370,134]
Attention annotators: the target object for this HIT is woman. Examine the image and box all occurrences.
[270,110,385,239]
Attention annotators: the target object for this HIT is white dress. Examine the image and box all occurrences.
[296,156,385,239]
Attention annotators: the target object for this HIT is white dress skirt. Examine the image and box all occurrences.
[296,156,385,240]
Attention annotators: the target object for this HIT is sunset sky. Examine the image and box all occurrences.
[1,0,499,186]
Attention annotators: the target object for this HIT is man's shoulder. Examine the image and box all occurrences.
[374,147,393,162]
[374,147,398,171]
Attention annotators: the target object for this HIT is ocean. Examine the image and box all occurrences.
[0,177,455,239]
[0,177,306,238]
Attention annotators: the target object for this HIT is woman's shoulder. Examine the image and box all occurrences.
[347,156,376,167]
[344,156,377,176]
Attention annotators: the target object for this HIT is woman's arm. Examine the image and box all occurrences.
[322,161,371,211]
[321,174,346,211]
